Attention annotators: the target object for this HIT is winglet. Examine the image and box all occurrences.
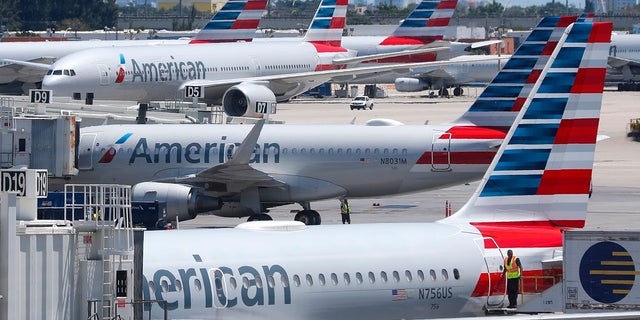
[443,21,612,228]
[189,0,267,44]
[226,119,266,165]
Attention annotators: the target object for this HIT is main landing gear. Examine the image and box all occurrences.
[294,210,321,225]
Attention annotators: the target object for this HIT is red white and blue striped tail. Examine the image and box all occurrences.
[450,16,581,132]
[189,0,267,44]
[302,0,348,48]
[443,21,612,229]
[379,0,457,46]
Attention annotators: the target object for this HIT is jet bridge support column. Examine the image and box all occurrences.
[136,104,148,124]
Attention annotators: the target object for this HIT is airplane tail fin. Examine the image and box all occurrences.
[449,16,580,131]
[379,0,457,46]
[189,0,267,44]
[443,21,612,229]
[302,0,348,48]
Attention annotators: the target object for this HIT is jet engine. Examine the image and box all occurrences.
[394,77,430,92]
[222,83,277,118]
[132,182,222,222]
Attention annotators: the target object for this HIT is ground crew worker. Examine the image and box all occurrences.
[501,249,523,308]
[340,199,351,224]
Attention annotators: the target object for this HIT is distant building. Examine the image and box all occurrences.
[158,0,223,12]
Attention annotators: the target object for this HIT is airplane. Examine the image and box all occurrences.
[140,20,612,319]
[0,0,267,94]
[47,16,585,226]
[41,0,493,118]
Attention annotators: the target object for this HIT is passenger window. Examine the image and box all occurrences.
[242,277,250,289]
[175,279,182,292]
[453,268,460,280]
[392,271,400,282]
[368,272,375,284]
[343,273,351,285]
[331,273,338,286]
[355,272,363,284]
[281,275,290,288]
[430,269,437,281]
[161,280,169,293]
[405,270,413,282]
[417,270,425,282]
[230,277,237,289]
[194,279,202,291]
[318,273,326,286]
[293,275,301,287]
[305,274,313,286]
[267,275,275,288]
[380,271,388,283]
[441,269,449,281]
[148,281,156,294]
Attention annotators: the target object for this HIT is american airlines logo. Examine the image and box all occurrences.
[127,58,207,83]
[145,263,292,311]
[99,134,281,165]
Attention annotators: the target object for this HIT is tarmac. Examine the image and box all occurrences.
[5,85,640,230]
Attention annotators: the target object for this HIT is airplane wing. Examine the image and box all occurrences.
[332,41,452,65]
[2,58,53,70]
[470,39,503,49]
[166,119,287,192]
[608,55,640,69]
[181,56,502,103]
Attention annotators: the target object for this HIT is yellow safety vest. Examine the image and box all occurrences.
[504,256,521,279]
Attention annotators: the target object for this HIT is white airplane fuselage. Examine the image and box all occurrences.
[53,123,501,201]
[142,222,560,319]
[42,41,340,103]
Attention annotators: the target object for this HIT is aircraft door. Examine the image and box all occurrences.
[78,133,96,171]
[431,130,451,171]
[98,64,111,85]
[211,268,230,309]
[474,237,506,308]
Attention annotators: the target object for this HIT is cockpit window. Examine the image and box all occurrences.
[52,70,62,75]
[69,69,76,76]
[63,70,70,76]
[46,70,53,75]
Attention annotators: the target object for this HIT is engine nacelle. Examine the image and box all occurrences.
[132,182,222,223]
[222,83,277,118]
[394,77,430,92]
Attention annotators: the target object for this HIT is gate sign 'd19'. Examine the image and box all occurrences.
[0,169,48,197]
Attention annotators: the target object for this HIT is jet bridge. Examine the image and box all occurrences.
[0,97,77,177]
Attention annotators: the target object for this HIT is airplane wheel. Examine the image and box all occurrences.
[369,104,373,110]
[438,88,449,97]
[453,87,463,96]
[247,213,272,221]
[295,210,321,225]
